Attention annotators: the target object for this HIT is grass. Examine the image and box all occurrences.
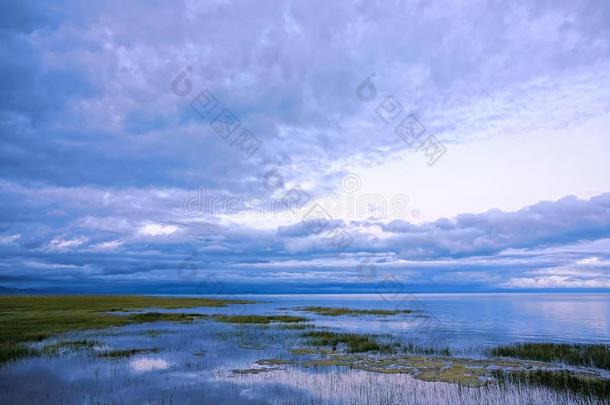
[127,312,205,323]
[402,342,451,356]
[256,358,294,366]
[98,347,159,359]
[289,347,319,355]
[231,367,278,375]
[214,315,308,324]
[303,331,391,353]
[43,339,98,355]
[0,295,253,364]
[297,306,412,316]
[490,343,610,370]
[279,323,316,330]
[494,369,610,399]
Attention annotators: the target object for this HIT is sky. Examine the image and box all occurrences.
[1,0,609,294]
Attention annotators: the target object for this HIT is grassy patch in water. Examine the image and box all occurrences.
[402,342,451,356]
[279,323,316,330]
[0,295,253,364]
[98,347,160,359]
[239,343,266,350]
[214,314,308,324]
[303,331,391,353]
[300,354,505,387]
[490,343,610,370]
[43,339,98,355]
[256,358,294,366]
[297,306,412,316]
[417,363,487,387]
[494,369,610,399]
[231,367,279,375]
[289,347,319,355]
[127,312,205,323]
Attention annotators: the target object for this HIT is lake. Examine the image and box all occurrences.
[1,293,609,404]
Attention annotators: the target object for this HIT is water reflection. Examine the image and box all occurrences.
[130,358,169,372]
[0,293,608,404]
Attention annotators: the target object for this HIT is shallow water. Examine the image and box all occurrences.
[259,293,610,346]
[1,293,608,404]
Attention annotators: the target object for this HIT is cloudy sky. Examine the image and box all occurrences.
[1,0,609,293]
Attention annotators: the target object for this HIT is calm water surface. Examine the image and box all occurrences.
[217,293,610,348]
[1,293,608,404]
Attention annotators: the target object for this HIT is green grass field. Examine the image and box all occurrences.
[0,295,253,363]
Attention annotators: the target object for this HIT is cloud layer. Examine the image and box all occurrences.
[1,0,609,292]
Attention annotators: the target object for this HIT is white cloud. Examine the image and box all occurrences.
[90,240,123,251]
[138,223,179,236]
[506,276,610,289]
[576,256,610,266]
[0,234,20,245]
[46,237,88,251]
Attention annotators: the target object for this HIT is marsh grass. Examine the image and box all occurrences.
[490,343,610,370]
[127,312,205,323]
[494,369,610,399]
[303,331,392,353]
[0,295,253,364]
[256,358,294,366]
[233,367,598,405]
[297,306,413,316]
[289,348,319,355]
[214,315,308,324]
[402,342,451,356]
[43,339,98,355]
[279,323,316,330]
[97,347,160,359]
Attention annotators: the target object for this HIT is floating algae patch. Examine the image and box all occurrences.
[296,306,413,316]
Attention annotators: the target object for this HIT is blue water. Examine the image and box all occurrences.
[1,293,608,404]
[214,293,610,350]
